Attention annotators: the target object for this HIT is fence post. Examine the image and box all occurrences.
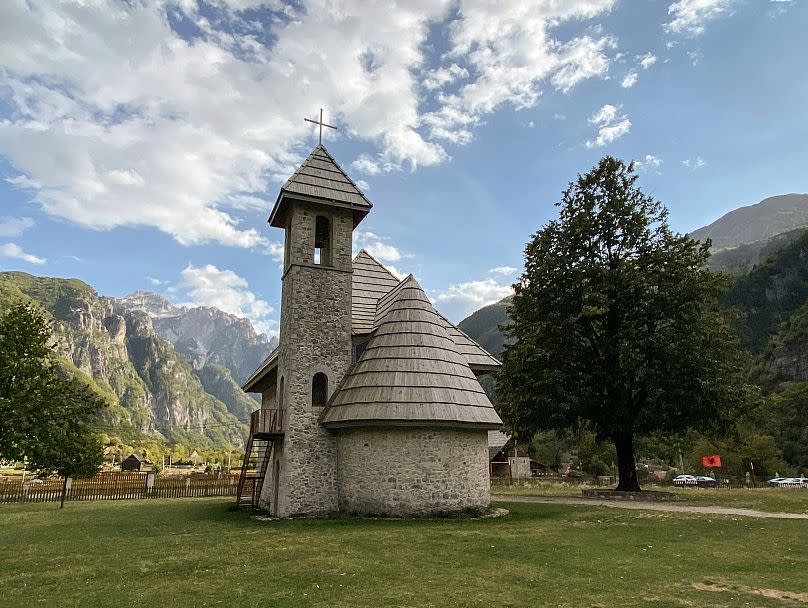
[146,471,155,498]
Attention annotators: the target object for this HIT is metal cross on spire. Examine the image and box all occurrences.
[304,108,337,145]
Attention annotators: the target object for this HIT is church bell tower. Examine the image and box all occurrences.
[261,143,372,516]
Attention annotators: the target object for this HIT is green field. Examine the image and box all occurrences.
[492,482,808,514]
[1,498,806,607]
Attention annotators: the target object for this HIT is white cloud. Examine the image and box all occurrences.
[0,242,46,265]
[585,104,631,148]
[355,179,370,192]
[422,64,469,91]
[354,231,405,264]
[434,276,514,322]
[638,52,657,69]
[687,49,704,66]
[621,71,639,88]
[264,241,285,265]
[664,0,736,37]
[0,0,620,252]
[553,113,567,121]
[489,266,518,276]
[0,216,34,237]
[177,264,277,336]
[589,104,620,125]
[682,156,706,169]
[146,276,167,286]
[633,154,663,173]
[384,265,409,281]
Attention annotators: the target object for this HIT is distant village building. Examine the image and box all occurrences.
[241,143,503,517]
[121,454,149,472]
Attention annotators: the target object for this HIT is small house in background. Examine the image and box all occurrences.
[121,454,149,472]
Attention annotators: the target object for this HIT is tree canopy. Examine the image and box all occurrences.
[497,157,752,491]
[0,302,105,493]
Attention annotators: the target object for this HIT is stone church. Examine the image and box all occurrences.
[240,143,502,517]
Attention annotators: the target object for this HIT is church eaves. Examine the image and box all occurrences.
[268,145,372,228]
[320,276,503,429]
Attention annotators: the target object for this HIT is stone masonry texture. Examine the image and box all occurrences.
[335,427,491,516]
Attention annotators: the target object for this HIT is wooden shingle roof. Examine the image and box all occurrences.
[321,276,502,429]
[352,250,400,334]
[269,145,372,228]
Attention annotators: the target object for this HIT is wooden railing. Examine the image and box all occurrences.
[250,408,284,437]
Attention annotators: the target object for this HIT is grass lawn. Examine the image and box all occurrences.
[1,498,806,607]
[492,482,808,514]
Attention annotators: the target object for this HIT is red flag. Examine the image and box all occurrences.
[702,455,722,467]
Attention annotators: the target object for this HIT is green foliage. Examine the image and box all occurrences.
[707,227,807,273]
[0,302,105,479]
[763,384,808,472]
[723,229,808,352]
[196,363,259,419]
[686,432,790,480]
[497,157,752,491]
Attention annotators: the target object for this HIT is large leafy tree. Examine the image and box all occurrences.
[0,302,105,505]
[497,157,751,491]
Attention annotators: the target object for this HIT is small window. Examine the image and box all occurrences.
[278,376,285,409]
[314,216,331,266]
[312,372,328,407]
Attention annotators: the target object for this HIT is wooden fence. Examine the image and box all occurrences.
[0,472,239,504]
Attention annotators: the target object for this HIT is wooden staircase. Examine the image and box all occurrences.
[236,408,284,510]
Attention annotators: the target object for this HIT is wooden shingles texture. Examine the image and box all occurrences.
[352,250,400,334]
[322,276,502,429]
[281,146,372,209]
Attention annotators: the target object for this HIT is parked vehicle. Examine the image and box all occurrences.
[672,474,698,486]
[776,477,808,488]
[695,475,718,487]
[767,477,787,486]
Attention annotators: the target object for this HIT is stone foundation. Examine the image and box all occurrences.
[335,427,490,516]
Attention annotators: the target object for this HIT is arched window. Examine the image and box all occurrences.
[314,216,331,266]
[278,376,285,409]
[312,372,328,407]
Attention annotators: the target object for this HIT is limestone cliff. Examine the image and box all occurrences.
[117,291,277,385]
[0,272,247,449]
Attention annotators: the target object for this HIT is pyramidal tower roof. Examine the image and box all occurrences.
[321,276,503,429]
[269,144,373,228]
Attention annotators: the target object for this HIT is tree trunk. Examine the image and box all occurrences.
[60,476,68,509]
[614,431,641,492]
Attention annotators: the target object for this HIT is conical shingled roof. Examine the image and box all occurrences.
[320,276,503,429]
[269,144,372,228]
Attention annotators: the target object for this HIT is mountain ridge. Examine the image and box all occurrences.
[690,193,808,252]
[0,273,275,454]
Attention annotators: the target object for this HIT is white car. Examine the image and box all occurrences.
[776,477,808,488]
[673,474,698,486]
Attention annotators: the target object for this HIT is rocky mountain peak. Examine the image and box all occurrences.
[115,291,276,384]
[117,290,182,318]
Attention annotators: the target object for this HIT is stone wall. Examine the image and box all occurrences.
[335,427,491,516]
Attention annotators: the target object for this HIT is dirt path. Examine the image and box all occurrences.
[496,495,808,519]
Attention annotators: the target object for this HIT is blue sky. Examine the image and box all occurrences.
[0,0,806,335]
